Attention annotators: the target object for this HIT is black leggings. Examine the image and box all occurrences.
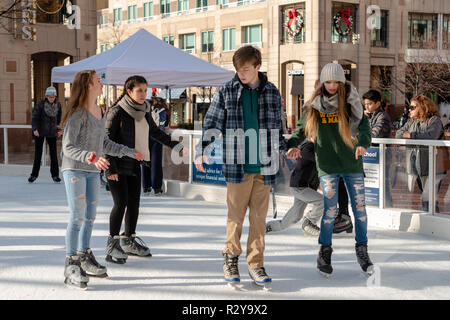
[338,177,349,214]
[31,136,59,178]
[108,173,141,237]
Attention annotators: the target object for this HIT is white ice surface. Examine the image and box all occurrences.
[0,176,449,300]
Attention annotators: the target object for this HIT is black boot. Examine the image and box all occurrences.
[355,243,374,274]
[333,208,353,234]
[317,246,333,276]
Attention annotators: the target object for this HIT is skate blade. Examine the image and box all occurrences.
[87,272,108,278]
[251,281,272,291]
[227,282,247,291]
[106,255,127,264]
[363,265,375,277]
[125,252,152,257]
[317,269,332,279]
[64,279,88,291]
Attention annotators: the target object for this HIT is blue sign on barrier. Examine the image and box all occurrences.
[362,147,380,206]
[192,139,226,186]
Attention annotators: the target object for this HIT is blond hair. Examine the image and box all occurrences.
[304,83,354,149]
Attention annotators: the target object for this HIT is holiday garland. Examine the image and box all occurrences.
[333,9,353,36]
[285,9,305,38]
[35,0,65,15]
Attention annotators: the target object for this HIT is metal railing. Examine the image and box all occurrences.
[2,125,449,216]
[169,130,450,216]
[1,125,34,165]
[372,138,450,215]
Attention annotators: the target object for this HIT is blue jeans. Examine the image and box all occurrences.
[63,170,100,256]
[318,173,368,247]
[141,140,163,190]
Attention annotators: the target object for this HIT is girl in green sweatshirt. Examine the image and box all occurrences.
[287,63,374,277]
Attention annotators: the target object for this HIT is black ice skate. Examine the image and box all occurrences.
[333,210,353,234]
[106,235,128,264]
[301,217,320,236]
[317,245,333,278]
[355,243,374,275]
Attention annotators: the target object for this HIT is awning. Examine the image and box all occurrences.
[290,75,304,95]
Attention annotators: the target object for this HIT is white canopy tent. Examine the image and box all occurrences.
[51,28,234,88]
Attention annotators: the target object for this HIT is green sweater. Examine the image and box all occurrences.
[288,110,372,178]
[242,87,261,174]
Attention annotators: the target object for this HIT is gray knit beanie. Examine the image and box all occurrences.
[320,63,346,84]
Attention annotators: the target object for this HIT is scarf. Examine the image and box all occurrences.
[311,83,363,138]
[44,101,59,118]
[117,94,150,121]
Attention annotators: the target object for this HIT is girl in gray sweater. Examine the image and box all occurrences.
[60,70,143,290]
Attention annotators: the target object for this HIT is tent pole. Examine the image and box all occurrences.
[106,85,109,109]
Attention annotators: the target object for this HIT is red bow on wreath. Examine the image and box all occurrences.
[339,9,351,26]
[287,9,298,28]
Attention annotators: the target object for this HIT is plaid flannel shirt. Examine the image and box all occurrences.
[195,74,287,185]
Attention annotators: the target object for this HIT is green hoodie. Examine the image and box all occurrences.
[288,110,371,178]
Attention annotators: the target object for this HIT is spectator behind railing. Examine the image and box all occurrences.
[395,95,445,212]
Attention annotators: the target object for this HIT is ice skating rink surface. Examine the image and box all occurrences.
[0,176,449,300]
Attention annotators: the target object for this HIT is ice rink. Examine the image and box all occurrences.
[0,176,449,300]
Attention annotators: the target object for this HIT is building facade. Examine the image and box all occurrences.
[94,0,449,128]
[0,0,98,125]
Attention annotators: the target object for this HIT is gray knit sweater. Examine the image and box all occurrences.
[61,109,136,172]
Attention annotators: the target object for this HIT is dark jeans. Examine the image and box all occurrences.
[142,140,163,190]
[31,136,59,178]
[108,171,141,237]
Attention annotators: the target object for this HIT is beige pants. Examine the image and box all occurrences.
[223,173,271,269]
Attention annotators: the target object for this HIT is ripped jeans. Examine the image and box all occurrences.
[318,173,368,247]
[63,170,100,256]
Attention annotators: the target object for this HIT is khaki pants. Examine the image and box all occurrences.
[223,173,271,269]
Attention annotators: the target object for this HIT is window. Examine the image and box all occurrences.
[442,15,450,49]
[143,2,154,20]
[237,0,251,6]
[243,25,262,47]
[282,4,306,44]
[370,10,389,48]
[197,0,208,11]
[163,35,175,45]
[98,13,109,27]
[222,28,236,51]
[408,13,438,49]
[178,0,189,12]
[217,0,229,7]
[100,44,110,52]
[202,31,214,52]
[160,0,170,14]
[181,33,196,53]
[127,5,137,23]
[113,8,123,24]
[331,2,358,44]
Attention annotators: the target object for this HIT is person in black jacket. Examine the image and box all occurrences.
[29,86,62,183]
[266,141,352,236]
[104,76,184,263]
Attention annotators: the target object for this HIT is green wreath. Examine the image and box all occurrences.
[333,9,353,36]
[285,9,305,38]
